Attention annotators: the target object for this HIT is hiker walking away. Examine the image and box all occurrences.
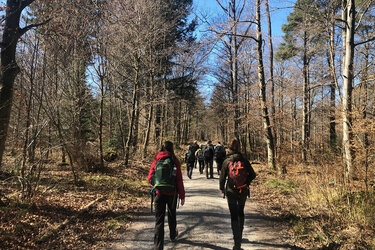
[148,141,185,250]
[219,138,256,250]
[214,141,226,175]
[195,144,205,174]
[185,144,195,179]
[191,140,199,168]
[203,140,214,179]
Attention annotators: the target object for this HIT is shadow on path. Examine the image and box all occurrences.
[178,238,230,250]
[245,239,305,250]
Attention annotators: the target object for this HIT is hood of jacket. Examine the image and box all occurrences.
[225,150,243,162]
[155,151,172,161]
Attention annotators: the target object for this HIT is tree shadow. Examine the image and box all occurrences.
[177,238,230,249]
[245,239,305,249]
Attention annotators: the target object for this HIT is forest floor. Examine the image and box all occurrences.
[1,150,374,249]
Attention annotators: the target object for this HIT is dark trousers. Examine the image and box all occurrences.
[227,193,247,248]
[198,160,204,174]
[205,160,213,178]
[186,162,194,179]
[154,194,178,250]
[216,158,224,175]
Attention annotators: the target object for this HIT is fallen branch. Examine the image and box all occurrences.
[37,196,105,244]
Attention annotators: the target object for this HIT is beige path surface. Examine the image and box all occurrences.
[108,169,299,250]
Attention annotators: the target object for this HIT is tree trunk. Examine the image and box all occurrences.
[328,5,338,151]
[360,45,369,192]
[99,75,105,169]
[265,0,276,157]
[301,32,309,163]
[231,0,240,141]
[124,69,139,166]
[143,75,154,158]
[0,0,35,169]
[256,0,276,170]
[342,0,355,183]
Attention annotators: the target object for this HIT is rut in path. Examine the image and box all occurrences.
[108,169,298,250]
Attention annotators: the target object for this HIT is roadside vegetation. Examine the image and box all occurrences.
[0,151,151,249]
[253,158,375,249]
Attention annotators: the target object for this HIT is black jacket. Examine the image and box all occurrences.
[219,150,256,196]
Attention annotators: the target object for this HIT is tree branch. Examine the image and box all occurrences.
[18,18,52,38]
[222,32,258,42]
[355,1,371,31]
[355,36,375,47]
[20,0,35,10]
[215,0,228,13]
[335,18,348,29]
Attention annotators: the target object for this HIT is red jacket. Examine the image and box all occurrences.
[148,151,185,199]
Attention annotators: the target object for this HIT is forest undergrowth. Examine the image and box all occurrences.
[252,156,375,249]
[0,150,152,249]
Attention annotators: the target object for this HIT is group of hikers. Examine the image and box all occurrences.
[148,138,256,250]
[184,140,226,179]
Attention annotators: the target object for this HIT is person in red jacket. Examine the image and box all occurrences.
[148,141,185,250]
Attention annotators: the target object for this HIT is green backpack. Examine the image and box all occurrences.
[152,157,176,193]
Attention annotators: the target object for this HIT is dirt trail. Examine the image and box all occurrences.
[108,169,297,250]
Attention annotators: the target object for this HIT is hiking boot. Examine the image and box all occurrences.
[171,230,178,242]
[232,244,242,250]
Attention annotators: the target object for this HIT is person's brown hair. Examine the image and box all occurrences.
[161,141,174,154]
[229,138,240,152]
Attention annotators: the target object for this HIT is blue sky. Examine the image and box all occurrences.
[192,0,296,101]
[193,0,295,38]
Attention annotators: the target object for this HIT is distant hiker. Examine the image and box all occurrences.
[204,140,214,179]
[214,141,226,175]
[185,144,195,179]
[191,140,199,169]
[195,144,205,174]
[219,138,256,250]
[148,141,185,250]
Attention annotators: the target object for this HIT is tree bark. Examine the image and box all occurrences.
[99,75,105,169]
[0,0,35,169]
[256,0,276,170]
[301,32,309,163]
[328,4,337,151]
[342,0,355,183]
[143,74,154,158]
[124,68,139,166]
[265,0,276,156]
[360,45,369,192]
[231,0,240,141]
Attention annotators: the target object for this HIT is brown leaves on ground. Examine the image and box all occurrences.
[250,162,375,249]
[0,160,151,249]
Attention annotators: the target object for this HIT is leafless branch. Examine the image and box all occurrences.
[355,36,375,47]
[215,0,228,13]
[18,18,52,38]
[20,0,36,10]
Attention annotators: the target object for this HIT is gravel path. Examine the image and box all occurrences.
[108,168,297,250]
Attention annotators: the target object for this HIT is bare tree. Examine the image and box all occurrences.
[255,0,275,170]
[0,0,40,169]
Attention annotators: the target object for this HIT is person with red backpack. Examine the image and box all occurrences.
[148,141,185,250]
[219,138,256,250]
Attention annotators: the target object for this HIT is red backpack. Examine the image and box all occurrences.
[228,161,248,193]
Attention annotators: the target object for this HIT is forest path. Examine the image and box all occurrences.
[108,167,296,250]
